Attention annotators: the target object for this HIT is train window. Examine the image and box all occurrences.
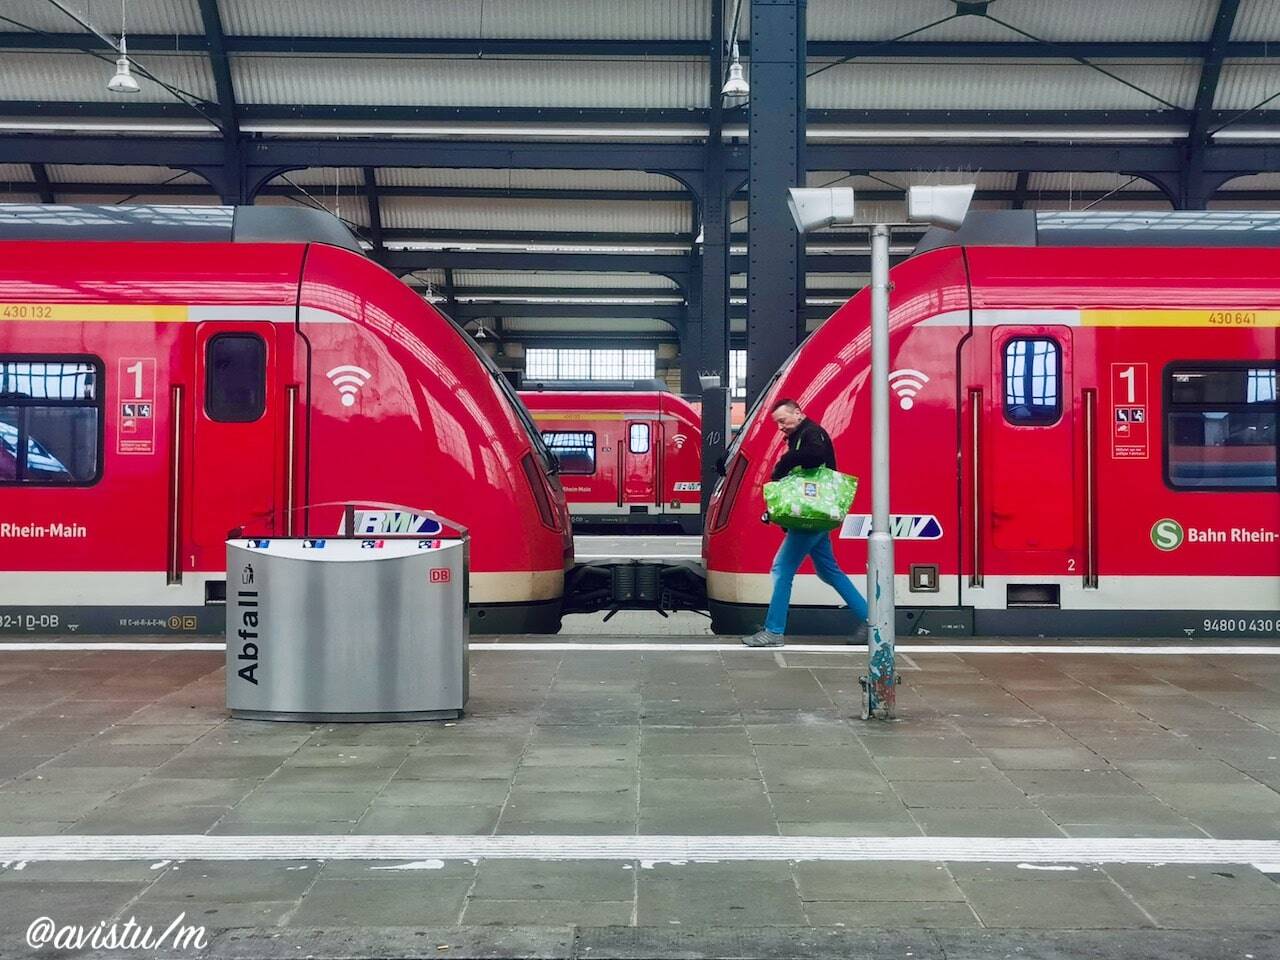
[542,431,596,475]
[206,334,266,423]
[1003,339,1061,425]
[629,423,651,454]
[1166,364,1278,490]
[0,357,102,485]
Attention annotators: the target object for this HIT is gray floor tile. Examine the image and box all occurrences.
[959,878,1155,929]
[637,877,807,926]
[462,898,634,926]
[287,876,470,926]
[470,861,635,901]
[795,862,965,902]
[802,899,981,927]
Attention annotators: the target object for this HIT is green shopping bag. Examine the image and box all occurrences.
[763,466,858,532]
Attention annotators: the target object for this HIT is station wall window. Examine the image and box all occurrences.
[206,334,266,423]
[542,431,596,475]
[629,423,651,454]
[0,357,102,484]
[1003,339,1061,425]
[1166,364,1277,490]
[526,348,655,381]
[730,350,747,399]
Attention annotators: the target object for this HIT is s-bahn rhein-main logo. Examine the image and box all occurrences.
[1151,518,1184,551]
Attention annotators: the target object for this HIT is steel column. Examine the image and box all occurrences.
[746,0,806,402]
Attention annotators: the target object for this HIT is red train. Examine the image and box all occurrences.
[521,383,703,533]
[0,205,572,636]
[706,212,1280,638]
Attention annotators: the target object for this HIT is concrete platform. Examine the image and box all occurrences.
[0,626,1278,959]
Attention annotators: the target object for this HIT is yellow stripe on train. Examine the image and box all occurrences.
[0,304,188,323]
[1082,310,1280,328]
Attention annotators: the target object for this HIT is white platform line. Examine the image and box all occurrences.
[2,642,1280,656]
[1,835,1278,869]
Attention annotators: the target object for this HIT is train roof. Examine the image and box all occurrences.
[915,210,1280,254]
[521,379,671,393]
[0,204,364,254]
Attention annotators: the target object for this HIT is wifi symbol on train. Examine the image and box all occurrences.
[888,369,929,410]
[326,364,372,408]
[672,433,689,450]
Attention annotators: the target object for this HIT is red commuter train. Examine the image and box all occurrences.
[0,205,572,636]
[521,382,703,533]
[706,211,1280,638]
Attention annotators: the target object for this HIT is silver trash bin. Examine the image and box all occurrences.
[225,532,468,721]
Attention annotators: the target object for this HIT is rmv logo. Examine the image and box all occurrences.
[345,511,444,536]
[840,514,944,540]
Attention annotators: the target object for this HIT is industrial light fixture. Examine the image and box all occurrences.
[721,42,749,98]
[108,38,140,94]
[108,0,139,94]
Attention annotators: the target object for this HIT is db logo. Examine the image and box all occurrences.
[430,568,451,584]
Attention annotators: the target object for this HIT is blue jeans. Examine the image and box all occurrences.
[765,529,868,635]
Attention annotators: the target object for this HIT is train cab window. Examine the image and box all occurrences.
[206,334,266,423]
[629,423,651,454]
[0,358,102,484]
[542,431,596,475]
[1003,339,1061,425]
[1166,364,1278,490]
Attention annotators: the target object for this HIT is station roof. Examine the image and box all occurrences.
[0,0,1276,338]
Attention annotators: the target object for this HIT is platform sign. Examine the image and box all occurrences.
[1111,362,1149,459]
[117,357,157,454]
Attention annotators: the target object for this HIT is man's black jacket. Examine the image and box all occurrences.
[770,417,836,481]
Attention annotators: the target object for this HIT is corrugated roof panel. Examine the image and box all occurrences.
[232,56,707,109]
[0,51,216,103]
[0,165,35,182]
[503,317,676,333]
[254,194,371,228]
[1030,198,1175,212]
[46,165,200,184]
[2,0,203,34]
[452,272,679,289]
[1218,172,1280,191]
[57,194,222,206]
[376,169,686,191]
[1028,172,1156,192]
[1214,62,1280,110]
[1232,0,1280,40]
[401,270,448,287]
[806,0,1213,41]
[222,0,708,40]
[807,60,1200,110]
[262,167,364,188]
[861,171,1016,191]
[1209,197,1280,210]
[378,197,691,234]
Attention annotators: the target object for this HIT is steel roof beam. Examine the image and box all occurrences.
[362,166,384,253]
[1182,0,1244,208]
[29,164,54,203]
[450,302,684,320]
[3,33,1276,59]
[2,136,1274,178]
[195,0,242,202]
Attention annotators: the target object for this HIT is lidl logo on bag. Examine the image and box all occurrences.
[840,514,944,540]
[803,483,817,497]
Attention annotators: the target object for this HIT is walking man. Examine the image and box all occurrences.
[743,399,868,647]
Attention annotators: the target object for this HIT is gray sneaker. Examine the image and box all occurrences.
[743,629,784,648]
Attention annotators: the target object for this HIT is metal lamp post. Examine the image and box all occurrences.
[787,183,976,721]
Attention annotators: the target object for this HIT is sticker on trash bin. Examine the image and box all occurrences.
[302,539,326,549]
[430,568,451,583]
[417,539,443,550]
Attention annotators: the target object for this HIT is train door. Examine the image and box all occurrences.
[967,326,1078,593]
[185,322,292,574]
[622,419,656,507]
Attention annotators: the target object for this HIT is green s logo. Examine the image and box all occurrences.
[1151,518,1184,551]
